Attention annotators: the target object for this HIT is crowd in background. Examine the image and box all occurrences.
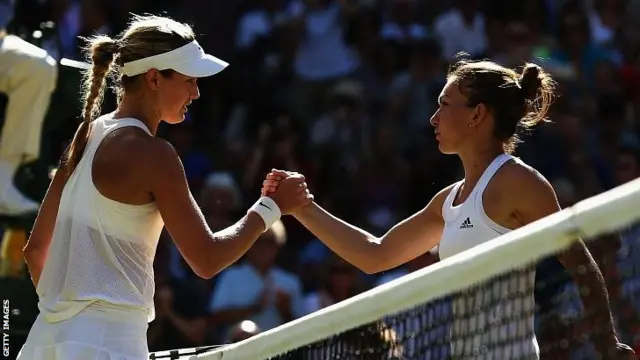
[4,0,640,356]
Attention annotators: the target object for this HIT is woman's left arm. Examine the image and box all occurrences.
[510,166,632,356]
[23,165,67,287]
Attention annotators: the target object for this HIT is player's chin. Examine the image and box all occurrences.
[165,114,186,125]
[437,142,456,155]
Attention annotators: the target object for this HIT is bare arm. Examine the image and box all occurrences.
[23,165,67,287]
[510,167,619,345]
[146,140,307,279]
[292,185,451,274]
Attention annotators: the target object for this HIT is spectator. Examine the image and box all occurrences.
[433,0,487,59]
[0,0,57,215]
[147,276,209,352]
[388,39,445,144]
[303,255,365,314]
[288,0,361,121]
[200,171,243,230]
[208,220,304,340]
[379,0,428,45]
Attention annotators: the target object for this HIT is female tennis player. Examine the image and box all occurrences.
[18,15,311,360]
[263,59,634,359]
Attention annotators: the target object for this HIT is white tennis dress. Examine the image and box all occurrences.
[17,114,165,360]
[438,154,539,360]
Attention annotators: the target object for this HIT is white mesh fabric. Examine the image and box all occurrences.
[36,115,165,323]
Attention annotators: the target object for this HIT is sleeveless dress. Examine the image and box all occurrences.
[438,154,539,360]
[17,114,165,360]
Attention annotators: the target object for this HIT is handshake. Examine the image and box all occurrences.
[258,169,314,216]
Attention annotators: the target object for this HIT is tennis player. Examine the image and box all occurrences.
[263,59,634,359]
[18,15,312,360]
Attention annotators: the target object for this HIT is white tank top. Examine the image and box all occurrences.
[439,154,539,359]
[36,114,165,324]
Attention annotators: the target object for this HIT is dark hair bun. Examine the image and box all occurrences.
[519,64,542,101]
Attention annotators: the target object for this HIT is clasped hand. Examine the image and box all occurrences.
[261,169,313,214]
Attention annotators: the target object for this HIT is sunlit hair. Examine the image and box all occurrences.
[447,53,557,153]
[63,15,195,177]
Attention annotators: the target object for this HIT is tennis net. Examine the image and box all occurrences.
[189,178,640,360]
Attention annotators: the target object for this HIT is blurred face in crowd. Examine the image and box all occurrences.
[201,186,236,215]
[80,0,107,31]
[409,53,430,80]
[556,113,584,146]
[561,15,589,53]
[272,136,297,162]
[614,152,640,185]
[505,22,533,65]
[430,79,478,154]
[246,232,280,270]
[594,61,618,93]
[373,122,397,155]
[328,263,357,295]
[390,0,415,25]
[333,95,360,120]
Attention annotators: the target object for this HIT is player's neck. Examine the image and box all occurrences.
[458,145,504,186]
[115,97,161,135]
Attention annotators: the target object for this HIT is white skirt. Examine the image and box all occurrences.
[16,302,149,360]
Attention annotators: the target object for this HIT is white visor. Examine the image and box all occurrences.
[121,40,228,78]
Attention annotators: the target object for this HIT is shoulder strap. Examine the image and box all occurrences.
[104,118,152,137]
[441,181,463,220]
[85,116,151,152]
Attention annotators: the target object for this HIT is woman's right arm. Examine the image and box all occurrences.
[292,185,453,274]
[145,140,308,279]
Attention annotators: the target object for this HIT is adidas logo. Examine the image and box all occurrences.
[459,217,473,229]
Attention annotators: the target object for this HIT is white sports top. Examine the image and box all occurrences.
[36,114,165,323]
[439,154,539,359]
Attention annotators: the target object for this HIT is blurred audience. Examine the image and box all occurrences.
[4,0,640,354]
[302,255,365,314]
[207,220,304,342]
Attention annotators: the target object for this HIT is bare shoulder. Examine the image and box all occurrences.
[492,159,560,223]
[138,135,181,169]
[94,127,184,196]
[102,128,181,171]
[495,160,555,195]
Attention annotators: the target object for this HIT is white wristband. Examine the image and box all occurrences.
[248,196,281,232]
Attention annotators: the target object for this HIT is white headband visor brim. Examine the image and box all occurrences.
[176,53,229,78]
[121,40,229,78]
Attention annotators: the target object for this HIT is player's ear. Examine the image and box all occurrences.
[469,103,487,128]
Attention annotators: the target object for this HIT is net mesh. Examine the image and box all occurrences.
[153,179,640,360]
